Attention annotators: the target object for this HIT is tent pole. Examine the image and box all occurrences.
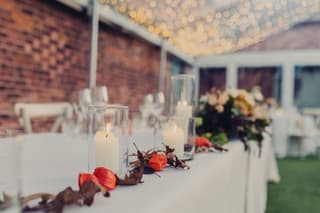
[226,64,238,89]
[193,63,200,106]
[158,41,167,93]
[88,0,99,88]
[281,63,294,109]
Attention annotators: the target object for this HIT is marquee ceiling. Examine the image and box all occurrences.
[99,0,320,56]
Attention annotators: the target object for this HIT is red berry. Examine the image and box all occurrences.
[93,167,117,190]
[196,137,212,147]
[149,153,167,171]
[78,173,100,188]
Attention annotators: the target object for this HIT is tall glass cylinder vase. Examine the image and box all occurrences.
[169,74,196,160]
[162,117,196,160]
[170,74,196,116]
[88,105,129,178]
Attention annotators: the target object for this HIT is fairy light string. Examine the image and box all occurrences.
[99,0,320,56]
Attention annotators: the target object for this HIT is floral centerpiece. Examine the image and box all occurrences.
[196,87,271,153]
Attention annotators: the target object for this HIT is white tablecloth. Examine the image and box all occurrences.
[272,110,289,158]
[0,133,280,213]
[247,136,280,213]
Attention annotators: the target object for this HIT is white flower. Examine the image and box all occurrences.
[209,95,218,105]
[251,86,264,102]
[245,95,255,106]
[253,104,270,120]
[254,92,264,102]
[200,94,209,102]
[227,88,239,98]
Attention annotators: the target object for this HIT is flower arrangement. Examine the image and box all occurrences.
[196,87,271,153]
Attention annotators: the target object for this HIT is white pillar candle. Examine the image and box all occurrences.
[175,101,192,144]
[176,101,192,118]
[162,123,184,158]
[94,129,119,173]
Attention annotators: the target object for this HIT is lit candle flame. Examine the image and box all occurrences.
[105,123,112,138]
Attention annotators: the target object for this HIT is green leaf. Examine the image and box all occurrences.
[212,133,228,145]
[231,107,240,115]
[195,117,203,127]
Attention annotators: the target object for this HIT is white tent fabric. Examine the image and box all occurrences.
[100,0,320,56]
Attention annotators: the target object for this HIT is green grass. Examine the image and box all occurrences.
[266,159,320,213]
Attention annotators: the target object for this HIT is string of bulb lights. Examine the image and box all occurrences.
[99,0,320,56]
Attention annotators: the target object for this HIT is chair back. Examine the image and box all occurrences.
[14,103,73,133]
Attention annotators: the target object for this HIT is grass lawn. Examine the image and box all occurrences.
[266,159,320,213]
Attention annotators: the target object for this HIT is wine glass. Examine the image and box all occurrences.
[91,86,108,106]
[154,92,165,117]
[78,88,92,134]
[78,88,91,111]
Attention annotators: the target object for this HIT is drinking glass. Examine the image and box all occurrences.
[168,74,196,160]
[88,104,129,178]
[0,129,22,212]
[169,74,196,116]
[130,116,158,154]
[162,117,196,160]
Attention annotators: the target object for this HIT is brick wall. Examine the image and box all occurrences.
[97,24,160,113]
[0,0,161,131]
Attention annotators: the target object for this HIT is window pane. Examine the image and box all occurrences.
[238,67,282,101]
[294,66,320,108]
[199,67,226,95]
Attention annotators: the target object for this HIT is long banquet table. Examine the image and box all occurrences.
[1,133,280,213]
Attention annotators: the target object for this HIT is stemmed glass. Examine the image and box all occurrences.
[91,86,108,106]
[130,93,165,152]
[73,88,93,134]
[154,92,165,117]
[78,88,92,113]
[77,86,109,132]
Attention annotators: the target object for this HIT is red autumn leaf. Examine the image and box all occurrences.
[93,167,117,191]
[78,173,100,188]
[116,143,145,185]
[196,137,212,148]
[149,153,167,171]
[165,145,190,170]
